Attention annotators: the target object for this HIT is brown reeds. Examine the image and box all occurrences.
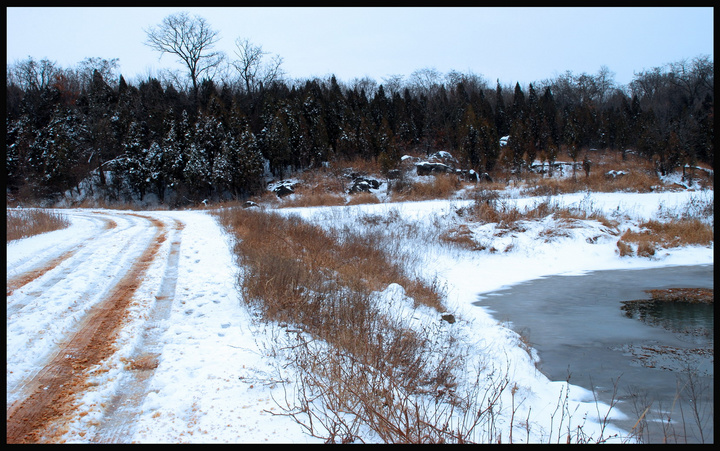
[214,207,501,442]
[6,208,71,242]
[617,218,714,257]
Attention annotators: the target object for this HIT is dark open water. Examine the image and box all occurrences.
[473,264,713,443]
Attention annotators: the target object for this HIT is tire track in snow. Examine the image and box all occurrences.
[5,214,131,318]
[91,218,185,443]
[6,213,168,444]
[5,212,117,295]
[6,213,157,398]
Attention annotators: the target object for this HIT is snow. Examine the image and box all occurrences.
[6,188,713,443]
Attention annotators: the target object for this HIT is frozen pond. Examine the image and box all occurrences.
[474,264,713,443]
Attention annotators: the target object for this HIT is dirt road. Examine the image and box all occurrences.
[6,211,185,443]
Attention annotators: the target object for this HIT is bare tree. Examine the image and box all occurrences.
[144,12,224,97]
[409,67,442,96]
[595,65,616,103]
[381,74,405,96]
[8,56,59,92]
[77,57,120,90]
[232,38,284,95]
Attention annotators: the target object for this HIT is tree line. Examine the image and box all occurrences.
[6,13,713,206]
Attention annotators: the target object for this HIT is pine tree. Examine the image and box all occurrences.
[494,81,509,137]
[117,120,151,200]
[262,106,292,177]
[29,106,90,197]
[459,105,480,168]
[510,82,526,123]
[215,122,265,197]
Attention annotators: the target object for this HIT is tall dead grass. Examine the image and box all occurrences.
[389,174,464,202]
[525,169,660,196]
[466,190,617,231]
[617,219,714,257]
[6,208,71,242]
[215,207,517,442]
[216,207,443,316]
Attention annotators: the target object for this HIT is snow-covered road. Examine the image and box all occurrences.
[7,208,310,443]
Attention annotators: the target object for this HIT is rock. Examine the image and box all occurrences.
[271,180,296,197]
[242,201,259,209]
[605,170,627,179]
[348,177,381,194]
[387,169,402,180]
[416,161,453,176]
[441,313,456,324]
[456,169,480,182]
[428,151,459,166]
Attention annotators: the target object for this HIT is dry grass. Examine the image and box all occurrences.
[69,197,154,210]
[617,218,714,257]
[525,169,659,196]
[466,190,616,230]
[439,224,484,251]
[519,149,703,196]
[346,192,381,205]
[215,207,444,318]
[6,208,71,242]
[389,174,466,202]
[213,207,508,442]
[279,190,348,208]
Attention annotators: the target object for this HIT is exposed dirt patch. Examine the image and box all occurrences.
[6,248,79,296]
[6,215,118,296]
[6,214,166,444]
[643,287,714,304]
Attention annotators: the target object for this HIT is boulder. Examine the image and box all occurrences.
[441,313,456,324]
[271,180,296,197]
[416,161,453,176]
[605,170,627,179]
[456,169,480,182]
[428,151,459,166]
[348,177,381,194]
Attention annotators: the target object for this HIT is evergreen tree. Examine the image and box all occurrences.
[116,120,152,200]
[262,105,292,177]
[510,82,526,124]
[459,105,480,169]
[494,81,509,137]
[29,106,90,197]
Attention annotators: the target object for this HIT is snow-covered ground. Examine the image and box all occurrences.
[6,188,713,443]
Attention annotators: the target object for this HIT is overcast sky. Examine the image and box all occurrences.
[6,6,714,88]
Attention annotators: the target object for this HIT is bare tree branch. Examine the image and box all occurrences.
[144,12,224,96]
[232,38,284,95]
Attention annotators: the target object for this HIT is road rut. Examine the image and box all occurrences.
[6,212,178,443]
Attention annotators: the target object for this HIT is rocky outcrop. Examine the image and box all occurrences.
[416,161,454,176]
[270,180,297,197]
[348,177,381,194]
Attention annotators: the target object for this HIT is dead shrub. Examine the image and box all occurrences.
[440,224,484,251]
[346,192,381,205]
[617,218,713,257]
[390,174,464,202]
[6,208,71,242]
[616,240,634,257]
[214,206,481,442]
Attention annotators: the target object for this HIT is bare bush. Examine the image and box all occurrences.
[617,218,714,257]
[6,208,71,242]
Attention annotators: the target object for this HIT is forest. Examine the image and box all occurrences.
[5,14,713,206]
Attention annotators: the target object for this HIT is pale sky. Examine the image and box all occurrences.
[6,6,714,88]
